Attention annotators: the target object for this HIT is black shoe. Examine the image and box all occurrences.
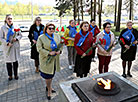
[46,87,56,93]
[47,96,51,100]
[122,74,127,78]
[14,76,19,80]
[8,77,13,81]
[127,73,132,77]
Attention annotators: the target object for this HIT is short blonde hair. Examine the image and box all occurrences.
[126,20,133,25]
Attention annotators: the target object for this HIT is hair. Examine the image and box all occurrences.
[103,22,111,29]
[80,21,89,29]
[69,20,74,24]
[33,17,41,25]
[90,19,95,23]
[43,23,55,34]
[126,20,133,25]
[4,14,12,24]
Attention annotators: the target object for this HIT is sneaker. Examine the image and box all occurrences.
[69,65,72,70]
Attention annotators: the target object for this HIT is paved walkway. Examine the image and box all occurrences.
[0,32,138,102]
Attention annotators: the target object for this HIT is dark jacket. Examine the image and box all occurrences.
[119,28,138,61]
[28,24,44,59]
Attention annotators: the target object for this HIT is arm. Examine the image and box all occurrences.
[0,27,9,45]
[28,26,34,43]
[36,37,50,57]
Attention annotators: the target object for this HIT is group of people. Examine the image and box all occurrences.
[0,14,138,100]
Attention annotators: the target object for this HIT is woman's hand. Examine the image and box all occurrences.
[7,43,13,47]
[124,45,130,49]
[49,51,56,56]
[56,51,61,55]
[133,41,138,44]
[12,38,17,42]
[32,40,37,44]
[82,53,86,57]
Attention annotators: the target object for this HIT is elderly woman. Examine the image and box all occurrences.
[89,19,100,62]
[36,23,62,100]
[74,21,93,78]
[119,20,138,78]
[0,14,22,80]
[96,22,115,74]
[64,20,79,70]
[28,17,44,73]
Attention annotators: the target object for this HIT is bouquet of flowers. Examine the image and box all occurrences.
[81,38,106,58]
[7,28,20,56]
[46,36,68,64]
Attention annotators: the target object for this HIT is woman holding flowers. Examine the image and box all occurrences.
[74,21,93,78]
[0,14,22,80]
[96,22,115,74]
[36,23,62,100]
[28,17,44,73]
[119,20,138,78]
[64,20,79,70]
[89,19,100,62]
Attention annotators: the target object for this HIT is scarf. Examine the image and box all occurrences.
[34,30,43,40]
[90,25,96,36]
[122,28,135,46]
[6,26,14,42]
[45,33,57,51]
[103,30,111,50]
[68,25,77,38]
[76,30,89,47]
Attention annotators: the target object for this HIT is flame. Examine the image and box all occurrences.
[97,78,111,89]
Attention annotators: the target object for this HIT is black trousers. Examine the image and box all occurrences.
[6,61,18,77]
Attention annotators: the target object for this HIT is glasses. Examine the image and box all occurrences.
[106,26,111,28]
[83,25,89,27]
[48,27,55,30]
[127,25,132,26]
[8,18,12,20]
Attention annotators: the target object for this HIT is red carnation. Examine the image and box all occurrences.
[120,38,125,45]
[61,27,65,32]
[56,27,59,32]
[103,39,106,45]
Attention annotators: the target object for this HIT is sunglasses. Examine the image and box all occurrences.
[48,27,55,30]
[37,20,41,21]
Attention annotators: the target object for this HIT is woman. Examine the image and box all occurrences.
[119,20,138,78]
[64,20,79,70]
[28,17,44,73]
[0,14,22,80]
[74,21,93,78]
[96,22,115,74]
[89,19,100,62]
[36,23,62,100]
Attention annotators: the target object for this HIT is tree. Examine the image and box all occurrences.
[94,0,96,20]
[116,0,122,32]
[114,0,117,26]
[98,0,103,29]
[80,0,84,21]
[124,0,138,20]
